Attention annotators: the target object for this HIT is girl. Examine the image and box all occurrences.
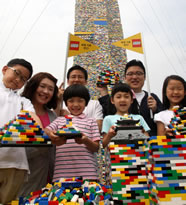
[45,84,100,181]
[154,75,186,136]
[19,72,59,196]
[102,83,150,148]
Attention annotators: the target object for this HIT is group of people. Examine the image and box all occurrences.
[0,58,185,204]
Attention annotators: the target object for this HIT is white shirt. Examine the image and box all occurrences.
[0,81,35,171]
[135,91,145,105]
[63,99,103,120]
[154,110,174,128]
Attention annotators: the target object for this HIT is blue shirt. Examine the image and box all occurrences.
[102,114,150,134]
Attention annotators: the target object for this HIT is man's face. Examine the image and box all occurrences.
[124,66,145,93]
[67,70,87,85]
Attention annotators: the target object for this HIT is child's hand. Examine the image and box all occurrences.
[74,134,87,144]
[96,84,108,96]
[45,128,67,146]
[58,82,65,100]
[165,128,174,136]
[108,125,117,139]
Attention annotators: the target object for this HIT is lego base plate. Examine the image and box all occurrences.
[56,133,82,139]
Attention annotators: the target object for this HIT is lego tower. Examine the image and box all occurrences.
[73,0,127,97]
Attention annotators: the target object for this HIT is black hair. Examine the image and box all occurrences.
[63,84,90,106]
[111,83,133,98]
[7,58,33,79]
[107,83,135,115]
[124,59,146,77]
[22,72,58,109]
[162,75,186,109]
[67,65,88,80]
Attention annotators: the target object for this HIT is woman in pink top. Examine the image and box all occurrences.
[19,72,59,196]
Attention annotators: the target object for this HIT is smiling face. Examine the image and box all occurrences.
[166,79,185,108]
[67,70,87,85]
[2,65,30,90]
[66,97,86,116]
[33,78,55,106]
[124,66,145,93]
[111,91,133,116]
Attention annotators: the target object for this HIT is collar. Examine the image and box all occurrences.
[65,113,86,119]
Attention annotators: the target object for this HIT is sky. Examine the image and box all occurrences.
[0,0,185,99]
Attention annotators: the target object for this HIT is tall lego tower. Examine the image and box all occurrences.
[73,0,127,97]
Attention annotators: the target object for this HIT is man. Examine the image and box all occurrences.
[58,65,103,131]
[98,59,163,136]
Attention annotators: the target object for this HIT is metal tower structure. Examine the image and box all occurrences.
[73,0,127,97]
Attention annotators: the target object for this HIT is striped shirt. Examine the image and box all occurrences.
[47,113,100,181]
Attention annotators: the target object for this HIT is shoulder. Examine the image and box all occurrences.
[88,99,101,107]
[130,114,144,120]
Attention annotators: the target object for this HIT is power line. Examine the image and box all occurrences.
[148,0,186,74]
[130,0,178,74]
[156,0,186,59]
[11,0,53,58]
[0,0,30,57]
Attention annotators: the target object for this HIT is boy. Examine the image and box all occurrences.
[45,84,100,181]
[0,58,42,204]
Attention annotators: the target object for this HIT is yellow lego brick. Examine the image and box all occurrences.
[159,193,186,201]
[3,137,13,141]
[141,199,150,205]
[177,169,186,173]
[154,167,162,171]
[36,138,44,142]
[122,193,131,197]
[11,200,19,205]
[99,201,104,205]
[61,199,67,204]
[154,180,164,184]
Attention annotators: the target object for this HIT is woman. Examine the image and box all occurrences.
[19,72,59,196]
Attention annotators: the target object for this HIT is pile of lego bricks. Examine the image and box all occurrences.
[0,110,51,146]
[56,116,82,139]
[147,135,186,205]
[96,70,119,85]
[168,106,186,135]
[13,178,116,205]
[109,139,149,204]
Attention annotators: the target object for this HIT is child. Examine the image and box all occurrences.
[45,84,100,181]
[0,58,42,204]
[154,75,186,136]
[102,83,150,148]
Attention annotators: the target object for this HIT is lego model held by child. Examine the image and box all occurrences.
[0,58,42,204]
[45,84,100,181]
[101,83,150,148]
[154,75,186,136]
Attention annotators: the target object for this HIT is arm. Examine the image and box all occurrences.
[97,119,103,133]
[75,135,99,152]
[156,121,166,136]
[54,82,65,116]
[148,94,163,113]
[102,125,116,148]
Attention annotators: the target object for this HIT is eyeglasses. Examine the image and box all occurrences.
[9,67,28,83]
[126,71,144,77]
